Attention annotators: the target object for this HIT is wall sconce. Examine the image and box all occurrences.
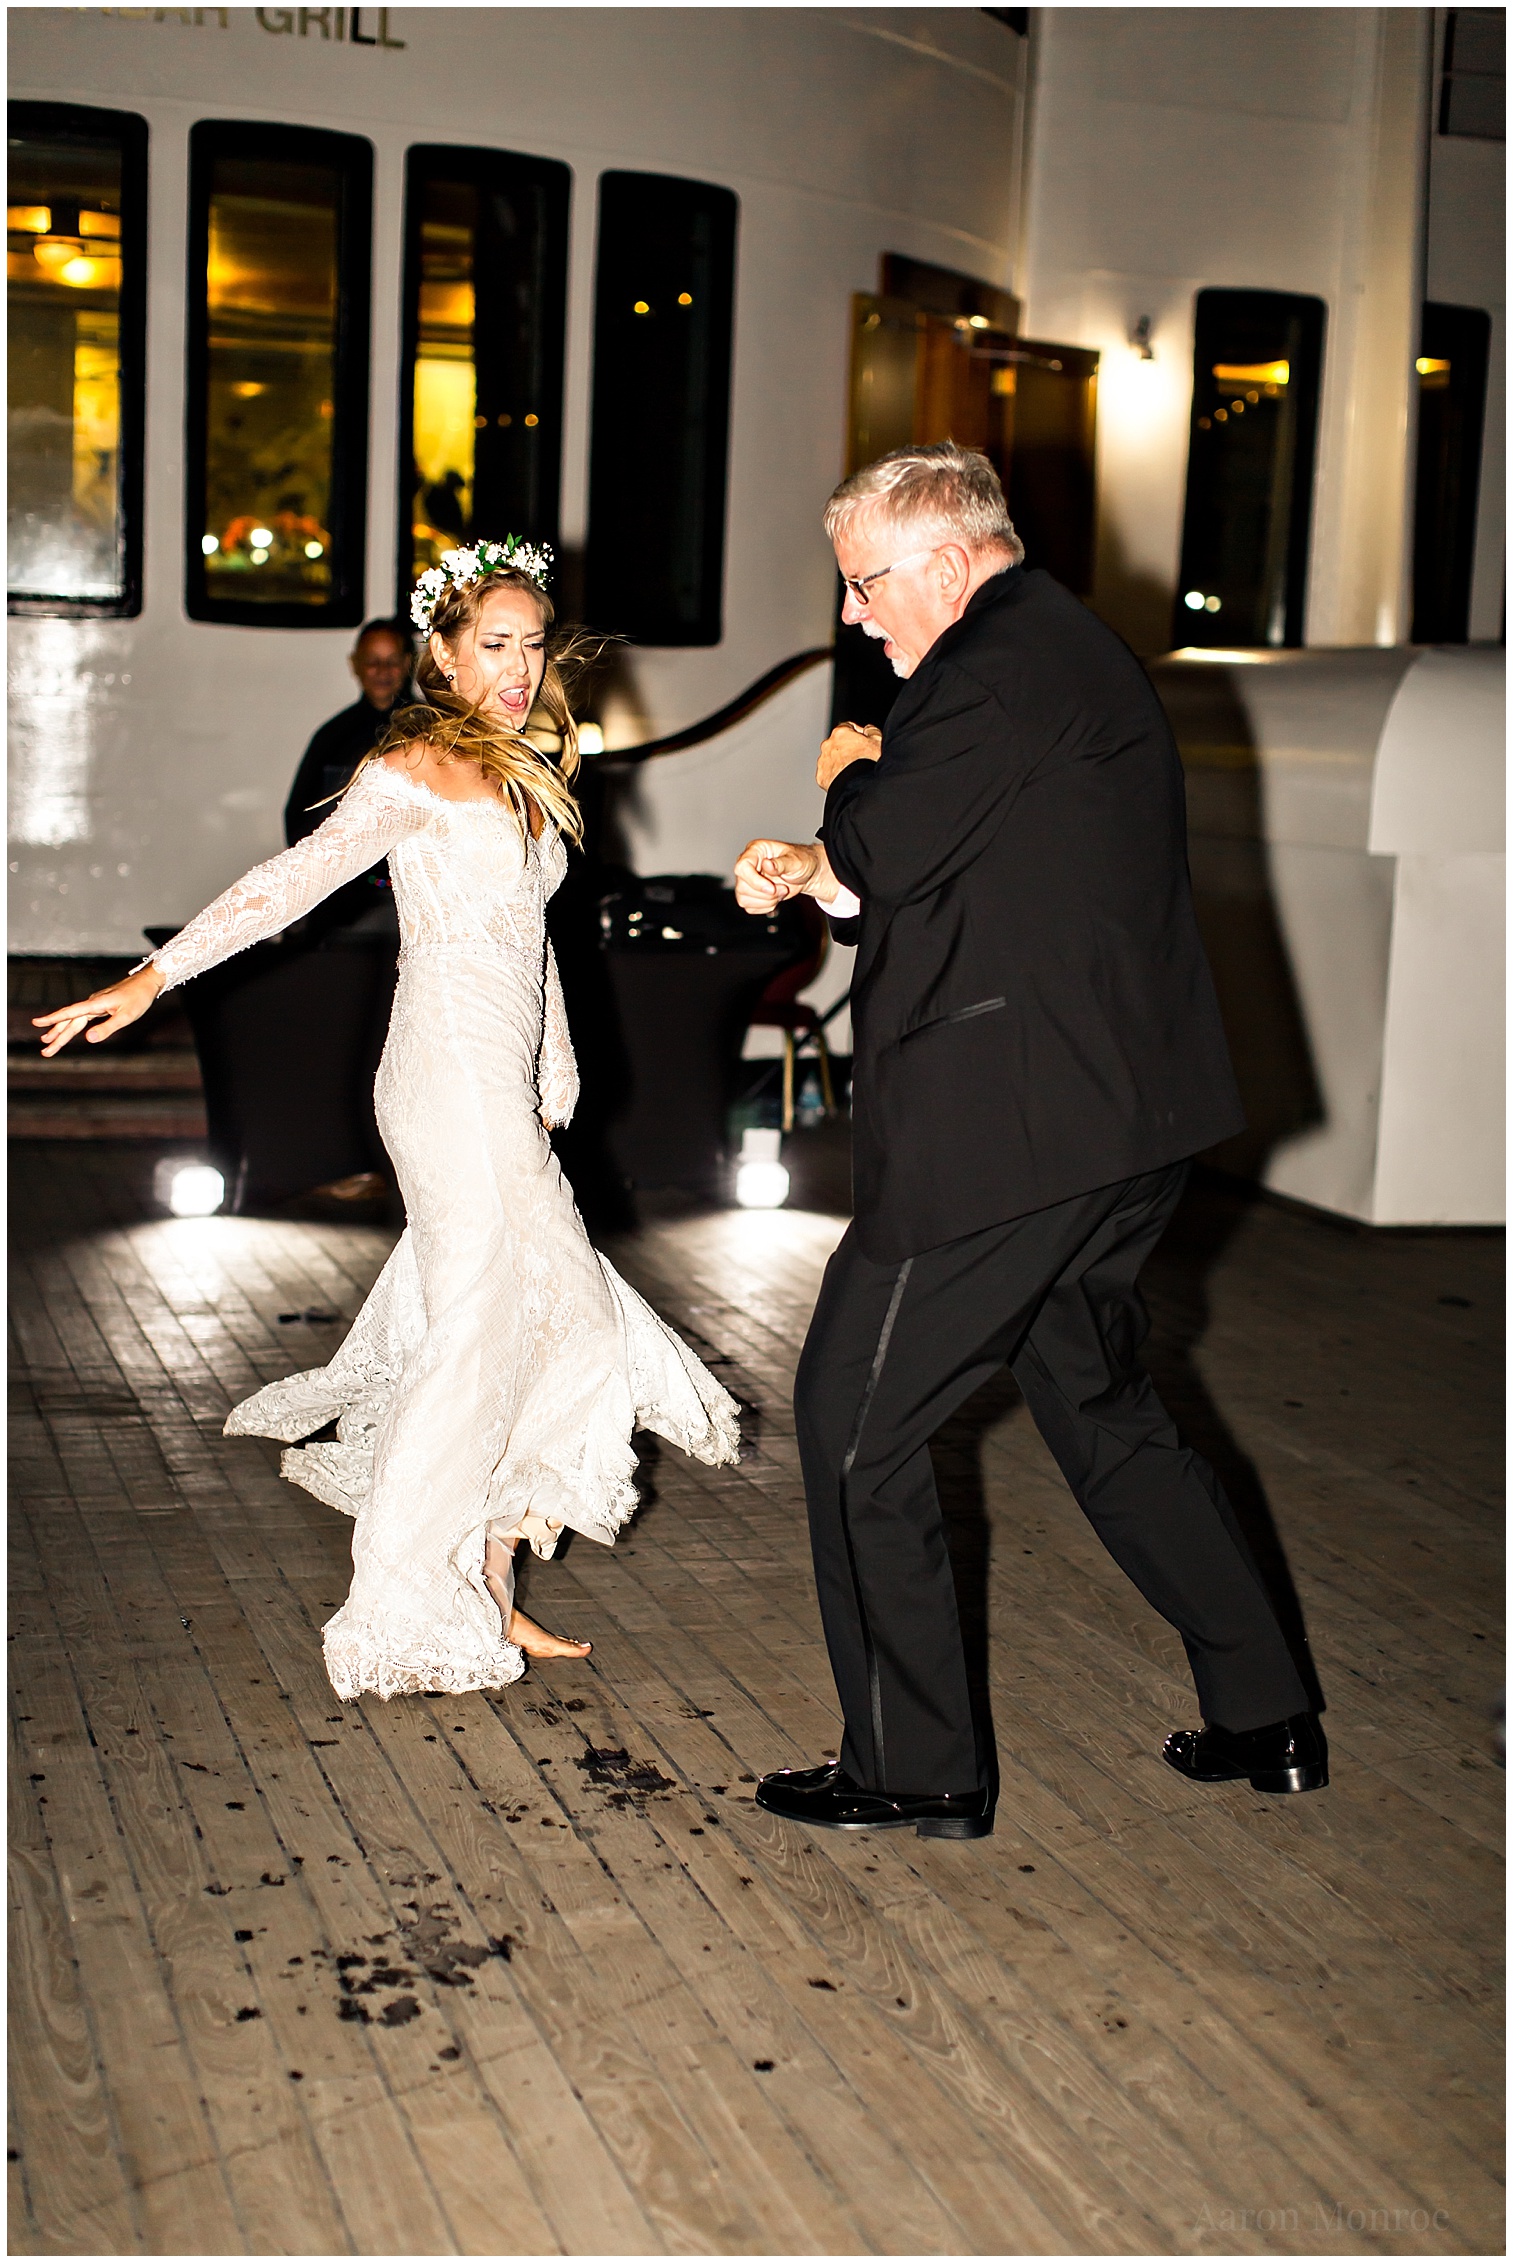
[1130,315,1155,361]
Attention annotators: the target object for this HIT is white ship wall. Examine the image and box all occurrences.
[1018,7,1452,658]
[8,4,1026,955]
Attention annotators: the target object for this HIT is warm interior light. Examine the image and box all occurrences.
[1170,647,1274,665]
[1416,357,1451,376]
[523,412,539,427]
[418,278,474,330]
[32,237,120,289]
[577,722,605,756]
[1184,591,1206,610]
[79,209,121,240]
[968,314,990,328]
[632,300,651,314]
[8,205,50,234]
[250,548,270,564]
[230,380,266,399]
[1213,360,1289,386]
[677,292,693,306]
[202,534,220,554]
[249,527,273,547]
[304,539,324,558]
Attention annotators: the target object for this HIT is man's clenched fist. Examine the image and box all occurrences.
[817,721,883,791]
[733,838,840,912]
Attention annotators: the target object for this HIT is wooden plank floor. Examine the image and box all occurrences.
[8,1142,1503,2256]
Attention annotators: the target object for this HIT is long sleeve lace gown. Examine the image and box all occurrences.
[148,760,741,1700]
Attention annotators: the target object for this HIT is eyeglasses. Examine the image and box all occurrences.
[838,546,941,607]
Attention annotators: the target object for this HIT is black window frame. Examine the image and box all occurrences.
[1439,8,1505,141]
[1173,287,1326,651]
[586,170,738,648]
[396,142,571,613]
[1411,301,1493,644]
[7,99,148,621]
[184,118,373,629]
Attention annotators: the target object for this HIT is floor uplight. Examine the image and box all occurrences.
[735,1127,789,1210]
[153,1159,225,1216]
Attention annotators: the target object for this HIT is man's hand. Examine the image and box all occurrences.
[817,721,882,792]
[734,838,841,912]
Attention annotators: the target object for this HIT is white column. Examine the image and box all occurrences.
[1305,8,1433,647]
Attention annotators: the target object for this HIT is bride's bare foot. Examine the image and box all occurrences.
[506,1607,591,1661]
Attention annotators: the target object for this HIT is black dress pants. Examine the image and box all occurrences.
[793,1164,1311,1795]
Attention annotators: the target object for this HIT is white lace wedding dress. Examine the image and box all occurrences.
[148,759,741,1700]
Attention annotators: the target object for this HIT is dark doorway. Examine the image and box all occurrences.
[834,259,1099,726]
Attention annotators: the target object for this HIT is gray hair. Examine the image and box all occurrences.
[824,440,1024,564]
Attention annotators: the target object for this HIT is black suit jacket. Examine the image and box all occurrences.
[823,566,1243,1262]
[284,697,401,931]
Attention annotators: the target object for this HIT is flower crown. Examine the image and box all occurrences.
[410,534,554,635]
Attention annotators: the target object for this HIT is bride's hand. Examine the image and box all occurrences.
[33,966,164,1057]
[734,839,823,911]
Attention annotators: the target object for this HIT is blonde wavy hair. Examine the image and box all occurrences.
[370,567,592,845]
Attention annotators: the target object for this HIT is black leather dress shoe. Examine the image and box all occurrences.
[755,1762,993,1839]
[1163,1711,1328,1794]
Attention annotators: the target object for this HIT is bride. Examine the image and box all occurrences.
[35,537,741,1700]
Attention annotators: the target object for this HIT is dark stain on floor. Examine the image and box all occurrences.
[573,1745,676,1807]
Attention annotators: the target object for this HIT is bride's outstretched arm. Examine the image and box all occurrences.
[33,761,423,1056]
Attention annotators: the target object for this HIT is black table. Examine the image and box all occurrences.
[600,946,787,1195]
[145,927,396,1211]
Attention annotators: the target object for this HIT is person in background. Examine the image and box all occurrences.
[285,617,415,930]
[284,617,413,1203]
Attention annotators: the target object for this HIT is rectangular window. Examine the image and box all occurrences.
[1411,302,1492,644]
[587,171,738,646]
[399,145,570,602]
[1174,290,1325,649]
[185,120,372,626]
[1439,9,1504,140]
[8,102,146,616]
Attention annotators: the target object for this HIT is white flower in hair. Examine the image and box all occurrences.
[410,534,554,633]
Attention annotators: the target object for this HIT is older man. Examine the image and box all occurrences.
[284,617,413,935]
[734,441,1323,1839]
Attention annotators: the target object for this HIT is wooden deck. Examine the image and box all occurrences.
[8,1141,1503,2256]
